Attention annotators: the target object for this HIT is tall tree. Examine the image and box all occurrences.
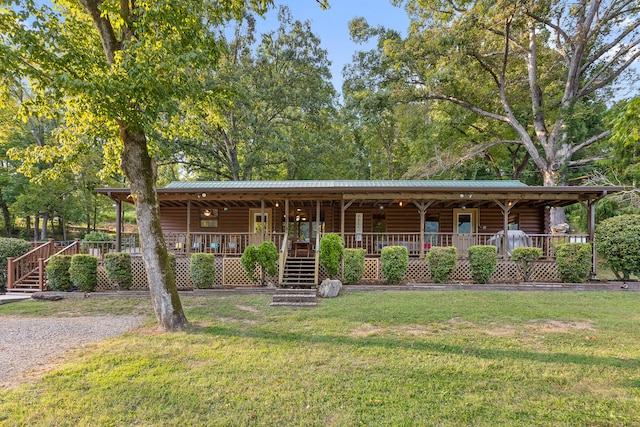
[0,0,276,331]
[351,0,639,205]
[164,6,336,181]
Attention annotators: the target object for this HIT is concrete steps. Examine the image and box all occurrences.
[270,288,317,307]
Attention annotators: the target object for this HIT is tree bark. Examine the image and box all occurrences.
[119,125,188,332]
[0,190,11,236]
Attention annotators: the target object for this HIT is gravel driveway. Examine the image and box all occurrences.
[0,315,142,387]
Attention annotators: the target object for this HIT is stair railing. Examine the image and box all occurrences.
[314,232,321,286]
[6,239,55,291]
[278,232,289,286]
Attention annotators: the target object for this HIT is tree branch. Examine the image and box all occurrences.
[570,130,611,156]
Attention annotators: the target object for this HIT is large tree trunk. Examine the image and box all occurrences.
[119,125,188,332]
[0,192,11,236]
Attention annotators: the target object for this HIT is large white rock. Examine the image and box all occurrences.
[318,279,342,298]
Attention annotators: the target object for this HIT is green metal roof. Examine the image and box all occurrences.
[162,180,529,190]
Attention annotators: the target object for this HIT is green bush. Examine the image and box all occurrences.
[595,214,640,280]
[426,247,458,284]
[104,252,132,290]
[468,245,497,284]
[168,252,176,275]
[83,231,114,241]
[69,254,98,292]
[46,255,73,291]
[190,253,216,289]
[511,247,543,282]
[555,242,592,283]
[319,233,344,278]
[257,241,278,277]
[381,246,409,285]
[241,246,259,282]
[0,238,32,293]
[240,242,277,284]
[343,248,366,284]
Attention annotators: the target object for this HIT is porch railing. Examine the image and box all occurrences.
[341,232,589,259]
[165,231,286,256]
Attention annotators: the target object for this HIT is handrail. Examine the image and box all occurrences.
[278,232,288,286]
[46,239,81,262]
[314,232,321,286]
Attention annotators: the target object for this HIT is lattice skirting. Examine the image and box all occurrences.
[96,255,560,290]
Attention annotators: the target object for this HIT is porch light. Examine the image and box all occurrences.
[275,201,280,207]
[461,205,466,210]
[379,205,384,210]
[399,201,404,207]
[203,209,212,217]
[223,207,229,211]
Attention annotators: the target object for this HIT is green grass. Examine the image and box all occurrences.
[2,291,640,426]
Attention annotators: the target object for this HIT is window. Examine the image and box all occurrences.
[372,213,386,233]
[508,212,519,230]
[199,208,219,228]
[425,213,440,248]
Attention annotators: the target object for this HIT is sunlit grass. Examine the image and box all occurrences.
[2,291,640,426]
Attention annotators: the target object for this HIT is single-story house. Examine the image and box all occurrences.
[95,180,619,288]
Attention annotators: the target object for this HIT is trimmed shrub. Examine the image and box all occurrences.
[168,252,176,275]
[241,241,279,285]
[426,246,458,284]
[381,246,409,285]
[257,241,279,277]
[241,245,259,282]
[595,214,640,280]
[104,252,132,290]
[190,253,216,289]
[69,254,98,292]
[468,245,497,284]
[46,255,73,291]
[0,238,32,293]
[343,248,366,284]
[555,242,592,283]
[511,247,543,282]
[83,231,114,241]
[319,233,345,278]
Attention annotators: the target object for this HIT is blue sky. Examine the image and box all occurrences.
[256,0,410,92]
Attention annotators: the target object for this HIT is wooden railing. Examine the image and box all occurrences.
[6,239,56,291]
[164,232,286,256]
[341,232,589,259]
[314,232,321,285]
[278,232,289,285]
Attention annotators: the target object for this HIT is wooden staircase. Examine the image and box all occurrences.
[8,270,43,293]
[271,257,318,306]
[280,257,316,288]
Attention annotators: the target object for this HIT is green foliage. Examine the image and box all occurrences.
[104,252,132,290]
[45,255,72,292]
[595,214,640,280]
[467,245,497,284]
[555,243,592,283]
[83,231,114,241]
[168,252,177,276]
[511,247,543,282]
[241,246,259,282]
[69,254,98,292]
[426,247,458,284]
[241,242,279,284]
[0,237,32,292]
[381,246,409,285]
[257,241,278,277]
[319,233,345,278]
[189,253,216,289]
[343,248,366,284]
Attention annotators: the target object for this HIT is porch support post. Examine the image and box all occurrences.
[285,199,289,235]
[186,200,191,256]
[412,201,433,259]
[316,200,321,238]
[115,199,122,252]
[341,199,355,238]
[581,199,598,278]
[261,199,265,243]
[493,200,516,260]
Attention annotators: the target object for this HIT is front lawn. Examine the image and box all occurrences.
[1,291,640,426]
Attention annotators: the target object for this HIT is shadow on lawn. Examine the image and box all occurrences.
[189,323,639,370]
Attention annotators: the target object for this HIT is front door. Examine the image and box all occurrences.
[249,208,272,246]
[453,208,478,255]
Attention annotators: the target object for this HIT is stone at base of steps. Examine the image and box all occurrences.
[270,288,317,307]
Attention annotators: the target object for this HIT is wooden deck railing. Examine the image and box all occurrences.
[164,231,286,256]
[341,232,589,259]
